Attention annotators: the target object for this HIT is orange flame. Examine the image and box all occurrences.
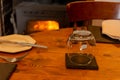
[27,20,59,33]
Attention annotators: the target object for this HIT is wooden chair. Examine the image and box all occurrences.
[66,1,120,29]
[66,1,120,43]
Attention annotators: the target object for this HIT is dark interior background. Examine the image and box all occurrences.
[13,0,86,6]
[1,0,87,35]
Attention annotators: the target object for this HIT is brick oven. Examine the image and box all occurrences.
[15,2,69,34]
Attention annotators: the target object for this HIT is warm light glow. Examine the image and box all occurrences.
[27,20,59,33]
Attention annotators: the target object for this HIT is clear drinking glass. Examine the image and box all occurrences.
[67,30,96,54]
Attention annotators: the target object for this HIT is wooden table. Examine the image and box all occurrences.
[1,28,120,80]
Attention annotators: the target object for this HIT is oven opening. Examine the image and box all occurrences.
[26,20,59,34]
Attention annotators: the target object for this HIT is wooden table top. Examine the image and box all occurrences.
[1,28,120,80]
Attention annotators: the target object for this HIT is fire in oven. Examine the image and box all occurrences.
[15,2,69,34]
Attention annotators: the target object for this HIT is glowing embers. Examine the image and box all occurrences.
[26,20,59,34]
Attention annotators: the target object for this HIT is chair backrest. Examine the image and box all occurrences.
[66,1,120,27]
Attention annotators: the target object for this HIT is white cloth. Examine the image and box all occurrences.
[102,20,120,40]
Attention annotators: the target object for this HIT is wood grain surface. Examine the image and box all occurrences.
[0,28,120,80]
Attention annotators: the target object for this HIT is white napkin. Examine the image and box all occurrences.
[102,20,120,40]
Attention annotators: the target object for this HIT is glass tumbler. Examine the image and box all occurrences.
[67,30,96,54]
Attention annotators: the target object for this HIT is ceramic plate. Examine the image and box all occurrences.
[102,20,120,40]
[0,34,36,53]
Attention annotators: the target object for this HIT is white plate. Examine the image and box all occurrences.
[0,34,36,53]
[102,20,120,40]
